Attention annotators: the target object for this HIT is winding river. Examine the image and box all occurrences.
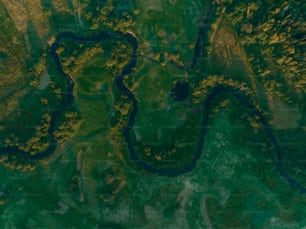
[0,4,305,194]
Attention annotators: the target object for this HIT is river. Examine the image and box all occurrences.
[0,4,305,194]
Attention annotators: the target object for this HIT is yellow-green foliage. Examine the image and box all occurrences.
[224,1,306,95]
[54,112,82,143]
[106,43,132,74]
[192,75,253,102]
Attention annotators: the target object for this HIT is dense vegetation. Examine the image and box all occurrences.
[0,0,305,227]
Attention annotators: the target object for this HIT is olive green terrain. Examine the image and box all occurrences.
[0,0,305,228]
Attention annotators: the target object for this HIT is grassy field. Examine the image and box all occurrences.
[0,0,305,227]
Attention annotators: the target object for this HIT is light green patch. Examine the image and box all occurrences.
[270,95,301,129]
[37,71,50,90]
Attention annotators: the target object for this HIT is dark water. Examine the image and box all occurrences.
[171,81,189,101]
[0,51,8,60]
[0,5,305,193]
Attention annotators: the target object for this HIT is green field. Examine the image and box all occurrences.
[0,0,305,227]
